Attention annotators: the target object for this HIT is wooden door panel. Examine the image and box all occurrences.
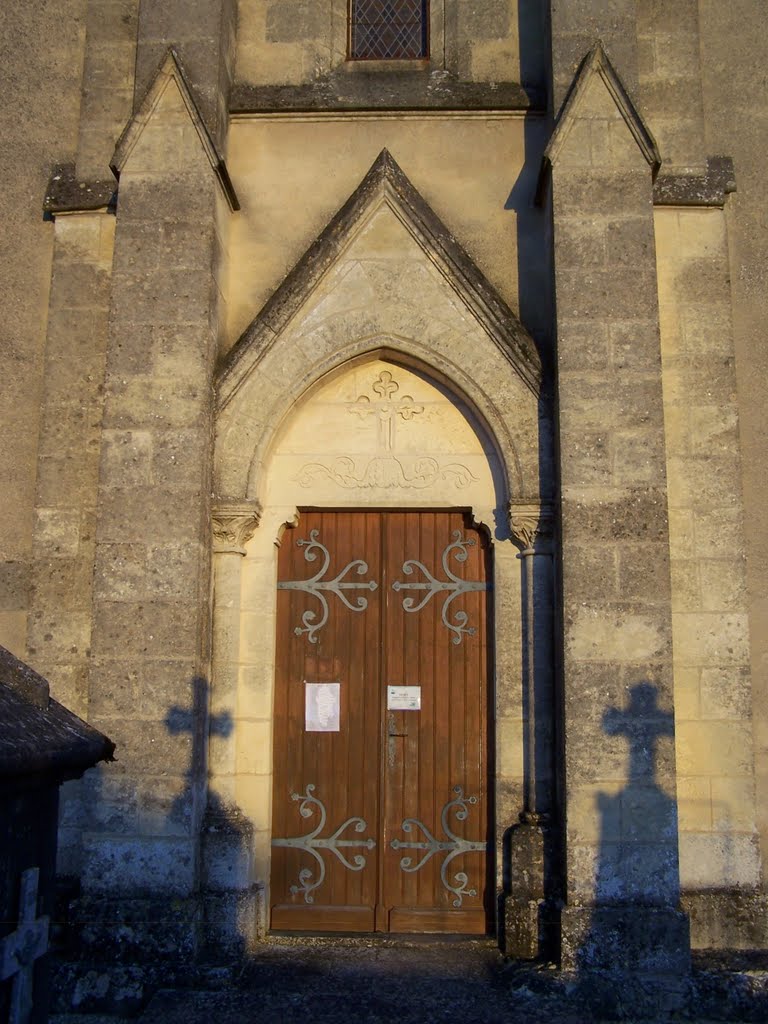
[381,512,489,933]
[271,509,490,934]
[271,511,382,929]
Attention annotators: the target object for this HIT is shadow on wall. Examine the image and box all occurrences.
[57,679,260,970]
[164,676,261,960]
[571,682,689,1018]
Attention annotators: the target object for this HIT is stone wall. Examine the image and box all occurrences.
[698,0,768,915]
[0,0,89,657]
[655,205,764,946]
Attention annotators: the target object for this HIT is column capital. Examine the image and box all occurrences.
[212,501,262,555]
[508,499,555,553]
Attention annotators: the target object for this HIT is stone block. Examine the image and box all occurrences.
[698,559,747,613]
[565,606,670,664]
[557,320,610,372]
[676,719,754,777]
[693,505,744,558]
[664,356,737,411]
[26,608,91,661]
[552,170,651,218]
[91,543,148,601]
[99,429,153,485]
[241,659,278,716]
[235,719,272,775]
[610,319,663,371]
[265,0,324,42]
[677,775,712,832]
[90,771,141,833]
[87,658,139,717]
[552,216,607,265]
[235,774,272,833]
[35,453,100,509]
[202,886,263,956]
[613,427,667,486]
[89,715,193,776]
[116,176,216,230]
[560,905,690,974]
[699,665,752,720]
[673,611,750,667]
[81,836,197,896]
[91,599,201,659]
[137,775,195,836]
[617,542,671,604]
[72,893,201,960]
[497,716,524,778]
[679,832,761,889]
[102,378,211,433]
[138,660,202,718]
[710,776,757,832]
[689,404,739,457]
[562,545,617,604]
[567,782,622,843]
[562,487,670,545]
[152,427,212,485]
[96,488,204,544]
[556,267,656,320]
[670,559,701,613]
[202,804,254,892]
[682,889,768,949]
[34,507,81,557]
[668,508,695,559]
[672,665,701,719]
[560,429,612,485]
[0,560,31,610]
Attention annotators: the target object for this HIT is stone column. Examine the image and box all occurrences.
[203,502,261,953]
[545,42,689,1010]
[503,499,557,958]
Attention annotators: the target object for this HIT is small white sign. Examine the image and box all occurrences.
[305,682,340,732]
[387,685,421,711]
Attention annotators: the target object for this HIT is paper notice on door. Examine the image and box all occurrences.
[305,682,340,732]
[387,685,421,711]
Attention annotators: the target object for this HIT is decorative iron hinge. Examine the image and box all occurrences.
[278,529,378,643]
[392,530,489,644]
[272,785,376,903]
[390,786,487,907]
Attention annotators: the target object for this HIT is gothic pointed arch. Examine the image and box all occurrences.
[214,149,549,507]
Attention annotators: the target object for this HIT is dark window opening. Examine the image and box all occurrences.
[349,0,428,60]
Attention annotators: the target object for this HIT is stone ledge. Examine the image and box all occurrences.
[683,888,768,949]
[231,73,543,114]
[653,156,737,208]
[44,165,116,216]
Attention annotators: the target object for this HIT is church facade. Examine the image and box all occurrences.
[2,0,767,985]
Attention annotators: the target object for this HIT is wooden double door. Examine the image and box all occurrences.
[271,510,492,933]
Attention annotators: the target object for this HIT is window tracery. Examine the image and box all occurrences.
[349,0,428,60]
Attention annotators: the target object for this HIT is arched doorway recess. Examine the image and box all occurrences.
[209,152,553,938]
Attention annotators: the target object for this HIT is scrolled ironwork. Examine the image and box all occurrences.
[390,785,488,908]
[391,530,489,644]
[272,785,376,903]
[278,529,378,643]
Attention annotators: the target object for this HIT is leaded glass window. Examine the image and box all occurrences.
[349,0,428,60]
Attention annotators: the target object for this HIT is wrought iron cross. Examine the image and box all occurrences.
[348,370,424,451]
[0,868,50,1024]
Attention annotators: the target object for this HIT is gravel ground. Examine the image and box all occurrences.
[49,937,768,1024]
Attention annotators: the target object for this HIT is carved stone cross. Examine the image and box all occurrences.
[348,370,424,451]
[0,868,49,1024]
